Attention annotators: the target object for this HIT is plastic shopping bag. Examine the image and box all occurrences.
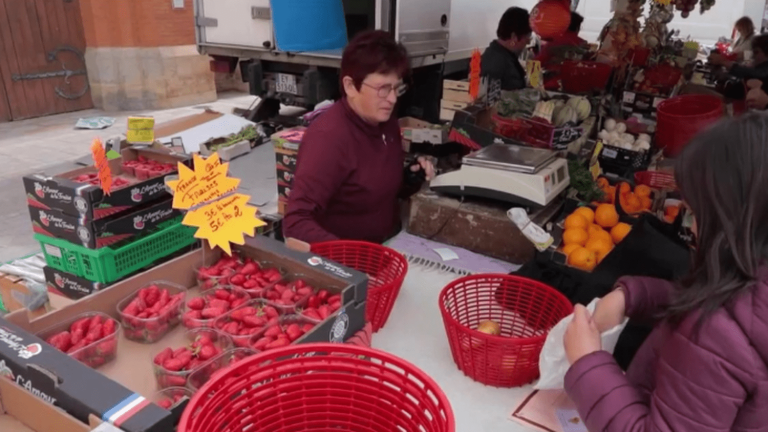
[534,298,628,390]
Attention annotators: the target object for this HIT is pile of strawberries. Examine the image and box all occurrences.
[301,289,343,322]
[44,314,119,368]
[71,173,132,189]
[119,284,186,343]
[213,302,281,347]
[182,288,250,329]
[153,334,226,388]
[262,279,313,311]
[197,256,283,297]
[250,320,315,352]
[121,156,176,180]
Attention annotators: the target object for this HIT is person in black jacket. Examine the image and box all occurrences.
[710,33,768,84]
[481,7,532,91]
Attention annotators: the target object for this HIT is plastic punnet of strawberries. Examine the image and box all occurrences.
[261,278,313,313]
[71,173,133,189]
[301,289,343,322]
[42,313,119,368]
[213,301,282,348]
[154,387,192,410]
[118,283,186,343]
[249,318,317,352]
[197,255,284,297]
[182,287,250,330]
[188,347,257,392]
[122,156,176,180]
[152,331,231,389]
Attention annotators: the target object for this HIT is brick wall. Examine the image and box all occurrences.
[80,0,196,47]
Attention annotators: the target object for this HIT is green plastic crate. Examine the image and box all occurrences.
[36,219,198,284]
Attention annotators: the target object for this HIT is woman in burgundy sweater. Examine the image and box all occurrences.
[283,31,433,244]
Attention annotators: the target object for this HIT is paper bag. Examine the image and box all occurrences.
[535,298,628,390]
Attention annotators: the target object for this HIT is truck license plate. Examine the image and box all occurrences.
[276,73,298,94]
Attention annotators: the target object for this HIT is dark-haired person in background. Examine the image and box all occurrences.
[481,7,532,91]
[535,12,589,68]
[283,30,434,244]
[563,113,768,431]
[710,33,768,84]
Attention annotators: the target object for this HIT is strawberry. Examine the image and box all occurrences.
[240,262,258,275]
[85,324,103,343]
[197,345,217,361]
[263,306,279,319]
[230,274,246,286]
[71,317,91,334]
[71,329,85,345]
[265,337,290,350]
[89,315,103,329]
[243,315,267,328]
[163,358,185,372]
[186,297,206,310]
[327,294,341,304]
[95,339,117,357]
[214,289,231,300]
[103,319,117,336]
[302,324,315,332]
[281,290,295,302]
[208,299,229,310]
[285,324,303,342]
[264,325,283,338]
[157,399,173,410]
[154,348,173,365]
[318,305,331,320]
[67,340,88,354]
[302,308,321,321]
[230,307,257,321]
[317,290,330,302]
[201,307,226,319]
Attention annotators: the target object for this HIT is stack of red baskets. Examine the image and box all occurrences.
[656,94,723,157]
[178,343,455,432]
[439,275,572,387]
[311,241,408,332]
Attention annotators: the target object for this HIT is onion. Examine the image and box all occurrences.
[477,320,501,336]
[615,122,627,134]
[604,118,617,132]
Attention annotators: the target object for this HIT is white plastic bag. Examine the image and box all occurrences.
[534,298,628,390]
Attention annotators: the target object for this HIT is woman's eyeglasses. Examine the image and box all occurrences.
[363,82,409,98]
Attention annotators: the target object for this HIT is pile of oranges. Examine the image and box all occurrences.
[561,204,632,272]
[596,178,653,214]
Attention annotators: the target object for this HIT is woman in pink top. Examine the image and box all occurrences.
[564,113,768,431]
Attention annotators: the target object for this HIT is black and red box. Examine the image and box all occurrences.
[29,197,180,249]
[23,147,190,221]
[43,266,108,300]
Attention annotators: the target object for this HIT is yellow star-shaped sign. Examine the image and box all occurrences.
[167,153,265,255]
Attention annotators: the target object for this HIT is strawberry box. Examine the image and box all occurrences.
[116,281,187,344]
[36,312,121,369]
[151,329,232,389]
[24,147,190,222]
[212,300,282,348]
[43,266,108,300]
[29,197,180,249]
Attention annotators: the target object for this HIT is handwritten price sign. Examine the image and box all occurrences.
[166,153,265,255]
[91,138,112,195]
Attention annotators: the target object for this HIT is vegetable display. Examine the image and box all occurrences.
[598,118,652,152]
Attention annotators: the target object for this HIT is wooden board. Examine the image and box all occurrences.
[0,0,92,122]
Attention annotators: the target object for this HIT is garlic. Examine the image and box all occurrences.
[608,131,620,142]
[604,118,617,132]
[638,133,651,143]
[637,141,651,151]
[598,130,611,142]
[615,122,627,134]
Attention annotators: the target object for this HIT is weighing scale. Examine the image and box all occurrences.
[430,143,570,207]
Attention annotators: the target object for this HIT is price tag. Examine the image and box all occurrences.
[127,117,155,144]
[602,148,618,159]
[166,153,266,255]
[623,91,636,104]
[552,127,584,150]
[275,73,298,94]
[91,138,112,195]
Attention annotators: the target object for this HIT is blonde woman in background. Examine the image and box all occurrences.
[732,16,755,64]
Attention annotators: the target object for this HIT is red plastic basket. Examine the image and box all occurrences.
[178,343,455,432]
[561,61,612,94]
[634,170,677,190]
[656,95,723,157]
[310,241,408,333]
[439,274,572,387]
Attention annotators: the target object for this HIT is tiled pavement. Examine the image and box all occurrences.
[0,92,262,262]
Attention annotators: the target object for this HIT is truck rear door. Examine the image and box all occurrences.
[196,0,274,50]
[396,0,451,56]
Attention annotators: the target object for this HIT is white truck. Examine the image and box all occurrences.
[193,0,513,121]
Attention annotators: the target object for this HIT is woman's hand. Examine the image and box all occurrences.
[564,304,602,365]
[592,288,627,333]
[746,79,768,109]
[410,156,436,181]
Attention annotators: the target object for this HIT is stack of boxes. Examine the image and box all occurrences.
[272,127,305,216]
[23,147,198,300]
[440,79,472,122]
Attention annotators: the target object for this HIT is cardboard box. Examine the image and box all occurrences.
[4,236,367,431]
[278,199,288,216]
[43,267,108,300]
[29,198,180,249]
[199,138,251,161]
[399,117,448,146]
[275,149,297,171]
[277,180,292,201]
[272,127,304,152]
[0,377,93,432]
[24,148,190,221]
[0,275,48,318]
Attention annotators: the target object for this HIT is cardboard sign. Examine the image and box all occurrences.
[126,117,155,144]
[90,138,112,195]
[552,126,584,150]
[166,153,265,255]
[526,60,543,89]
[469,49,482,101]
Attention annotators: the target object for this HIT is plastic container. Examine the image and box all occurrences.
[196,258,286,297]
[634,170,677,190]
[182,287,251,330]
[656,95,723,157]
[260,274,312,313]
[247,316,317,353]
[37,312,121,369]
[152,329,233,389]
[153,387,193,410]
[178,343,455,432]
[439,275,572,387]
[117,281,187,343]
[561,61,612,94]
[310,241,408,332]
[213,299,281,348]
[36,218,197,283]
[187,348,257,393]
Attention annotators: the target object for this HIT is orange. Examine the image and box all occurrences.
[588,224,604,236]
[595,204,619,228]
[561,243,581,257]
[596,177,610,190]
[596,249,610,263]
[573,207,595,224]
[606,186,617,204]
[585,238,613,256]
[618,182,631,195]
[611,222,632,244]
[640,196,653,210]
[590,228,613,245]
[568,247,597,272]
[564,214,589,230]
[635,185,652,198]
[620,193,642,214]
[665,205,680,218]
[562,228,589,246]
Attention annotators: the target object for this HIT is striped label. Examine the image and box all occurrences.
[102,393,150,427]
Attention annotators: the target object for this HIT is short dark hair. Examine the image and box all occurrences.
[568,12,584,33]
[339,30,410,96]
[497,7,532,41]
[751,33,768,55]
[668,113,768,325]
